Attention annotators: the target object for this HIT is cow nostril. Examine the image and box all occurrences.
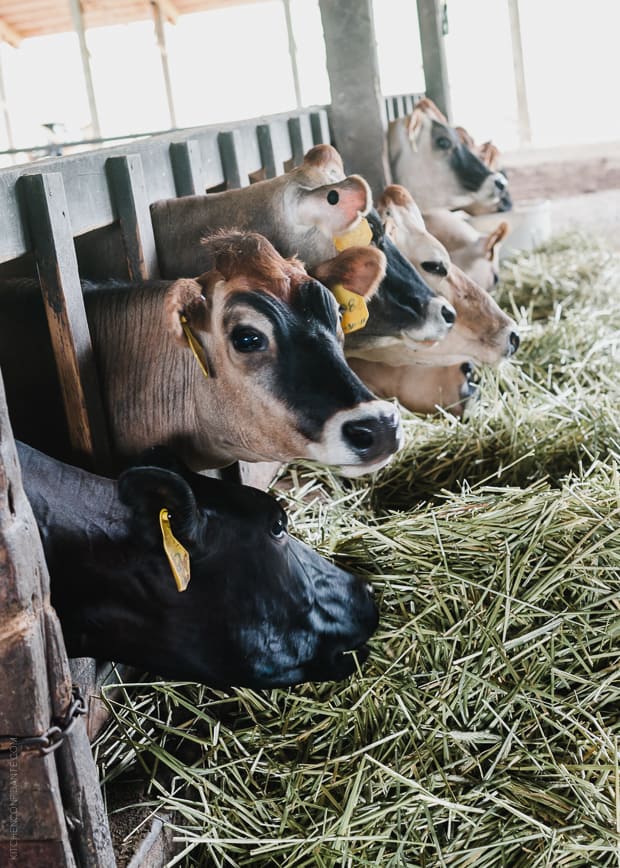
[461,361,474,377]
[509,331,520,354]
[441,304,456,325]
[342,420,375,452]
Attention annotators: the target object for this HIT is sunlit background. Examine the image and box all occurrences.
[0,0,618,155]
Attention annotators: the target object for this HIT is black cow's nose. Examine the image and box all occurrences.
[509,331,520,354]
[342,413,400,459]
[441,304,456,325]
[495,176,507,191]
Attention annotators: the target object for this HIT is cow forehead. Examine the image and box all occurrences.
[221,282,339,334]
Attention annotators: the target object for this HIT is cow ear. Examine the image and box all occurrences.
[295,175,371,236]
[484,221,510,260]
[405,109,424,142]
[163,277,211,345]
[118,467,201,548]
[313,247,386,300]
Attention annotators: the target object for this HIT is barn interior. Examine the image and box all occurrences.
[0,2,618,867]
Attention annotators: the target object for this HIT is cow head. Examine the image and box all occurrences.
[423,209,510,291]
[387,98,510,214]
[377,185,519,365]
[22,439,379,689]
[163,232,402,475]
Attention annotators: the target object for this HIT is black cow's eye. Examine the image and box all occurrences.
[436,136,452,150]
[270,518,287,540]
[231,327,267,353]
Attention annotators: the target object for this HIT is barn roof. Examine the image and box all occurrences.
[0,0,264,45]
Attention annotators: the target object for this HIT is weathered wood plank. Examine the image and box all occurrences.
[19,172,111,471]
[106,154,160,281]
[170,139,203,197]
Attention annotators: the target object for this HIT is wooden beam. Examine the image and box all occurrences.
[151,0,178,128]
[0,17,22,47]
[507,0,532,146]
[283,0,302,109]
[68,0,101,139]
[416,0,452,121]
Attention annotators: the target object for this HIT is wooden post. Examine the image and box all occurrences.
[106,154,160,281]
[151,0,178,130]
[68,0,101,140]
[416,0,452,121]
[0,371,115,866]
[283,0,303,109]
[19,172,112,472]
[507,0,532,146]
[317,0,387,198]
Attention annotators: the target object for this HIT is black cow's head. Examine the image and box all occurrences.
[58,448,378,688]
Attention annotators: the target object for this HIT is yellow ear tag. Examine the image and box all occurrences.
[333,217,373,252]
[180,315,209,379]
[159,509,191,592]
[332,283,369,334]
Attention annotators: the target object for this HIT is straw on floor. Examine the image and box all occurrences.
[94,232,620,867]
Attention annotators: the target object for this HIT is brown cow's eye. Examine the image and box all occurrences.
[231,327,267,353]
[436,136,452,150]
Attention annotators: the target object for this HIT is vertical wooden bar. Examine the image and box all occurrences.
[507,0,532,146]
[283,0,303,108]
[19,172,111,471]
[106,154,160,281]
[287,116,305,165]
[0,372,114,866]
[218,130,247,189]
[257,124,278,178]
[152,0,177,129]
[310,110,330,146]
[318,0,387,197]
[170,139,203,196]
[68,0,101,139]
[416,0,453,120]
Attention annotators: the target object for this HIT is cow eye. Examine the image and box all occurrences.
[231,327,267,353]
[270,517,287,540]
[436,136,452,150]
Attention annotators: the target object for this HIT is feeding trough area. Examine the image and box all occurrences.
[0,1,618,865]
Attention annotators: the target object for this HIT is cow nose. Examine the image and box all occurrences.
[342,411,400,460]
[495,175,507,191]
[509,330,520,355]
[441,304,456,325]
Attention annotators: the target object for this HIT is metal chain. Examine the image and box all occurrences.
[0,685,87,759]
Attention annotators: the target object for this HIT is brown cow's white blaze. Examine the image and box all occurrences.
[386,98,510,214]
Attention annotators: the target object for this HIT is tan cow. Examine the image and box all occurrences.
[423,208,510,292]
[0,233,403,476]
[150,144,456,353]
[386,98,510,215]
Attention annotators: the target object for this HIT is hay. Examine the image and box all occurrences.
[95,233,620,867]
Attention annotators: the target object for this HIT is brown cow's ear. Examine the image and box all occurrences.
[405,109,424,141]
[296,175,371,235]
[484,221,510,259]
[313,247,386,299]
[163,277,210,345]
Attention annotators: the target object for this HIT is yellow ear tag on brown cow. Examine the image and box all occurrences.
[332,283,369,334]
[159,509,191,592]
[180,315,209,379]
[333,217,373,252]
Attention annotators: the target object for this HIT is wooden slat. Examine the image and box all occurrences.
[287,117,305,167]
[170,139,203,196]
[218,129,245,189]
[257,124,277,179]
[19,172,111,471]
[310,110,329,146]
[106,153,160,280]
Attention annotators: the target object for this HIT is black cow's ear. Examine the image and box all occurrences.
[118,467,200,547]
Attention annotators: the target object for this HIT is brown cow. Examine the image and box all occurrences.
[423,208,510,292]
[150,144,456,352]
[376,185,519,366]
[386,98,510,215]
[0,233,402,476]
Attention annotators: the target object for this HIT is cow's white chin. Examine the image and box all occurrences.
[335,452,396,479]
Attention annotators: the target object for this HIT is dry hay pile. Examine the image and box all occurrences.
[95,233,620,867]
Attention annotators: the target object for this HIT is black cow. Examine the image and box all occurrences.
[18,441,378,688]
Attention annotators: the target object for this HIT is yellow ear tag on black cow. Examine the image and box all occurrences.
[180,315,209,379]
[333,217,373,252]
[159,509,191,592]
[332,284,369,334]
